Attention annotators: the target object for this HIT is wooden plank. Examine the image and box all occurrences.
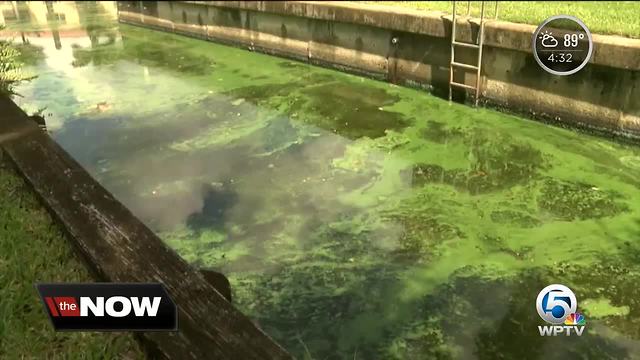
[0,96,291,360]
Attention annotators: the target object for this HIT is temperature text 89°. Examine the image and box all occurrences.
[564,33,585,48]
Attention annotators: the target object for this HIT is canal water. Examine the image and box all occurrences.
[5,3,640,359]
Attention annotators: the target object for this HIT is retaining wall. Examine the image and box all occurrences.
[117,1,640,140]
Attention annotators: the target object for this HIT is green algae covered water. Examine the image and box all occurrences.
[6,3,640,359]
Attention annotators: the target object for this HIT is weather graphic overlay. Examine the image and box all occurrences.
[532,15,593,76]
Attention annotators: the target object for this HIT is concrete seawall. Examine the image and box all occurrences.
[117,1,640,140]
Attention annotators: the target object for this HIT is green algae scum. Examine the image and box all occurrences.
[6,3,640,359]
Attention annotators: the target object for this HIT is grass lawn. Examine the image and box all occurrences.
[0,154,143,359]
[363,1,640,38]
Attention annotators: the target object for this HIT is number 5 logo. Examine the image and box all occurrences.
[536,284,577,324]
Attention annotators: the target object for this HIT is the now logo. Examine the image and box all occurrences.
[44,296,161,317]
[36,283,177,331]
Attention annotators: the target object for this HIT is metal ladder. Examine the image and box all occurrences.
[448,1,497,106]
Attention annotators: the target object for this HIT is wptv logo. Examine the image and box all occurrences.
[36,283,177,331]
[536,284,586,336]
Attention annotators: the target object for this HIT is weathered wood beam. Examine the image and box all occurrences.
[0,96,291,360]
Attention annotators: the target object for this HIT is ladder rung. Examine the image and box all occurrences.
[452,41,480,49]
[451,61,479,70]
[450,81,476,91]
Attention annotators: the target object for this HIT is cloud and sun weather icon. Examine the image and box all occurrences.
[539,30,558,48]
[536,284,586,336]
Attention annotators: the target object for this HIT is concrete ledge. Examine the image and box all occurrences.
[0,96,291,360]
[118,1,640,140]
[196,1,640,71]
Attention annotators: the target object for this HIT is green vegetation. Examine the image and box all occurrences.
[365,1,640,38]
[0,157,143,358]
[0,26,35,96]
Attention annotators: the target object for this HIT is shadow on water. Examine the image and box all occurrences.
[186,181,238,231]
